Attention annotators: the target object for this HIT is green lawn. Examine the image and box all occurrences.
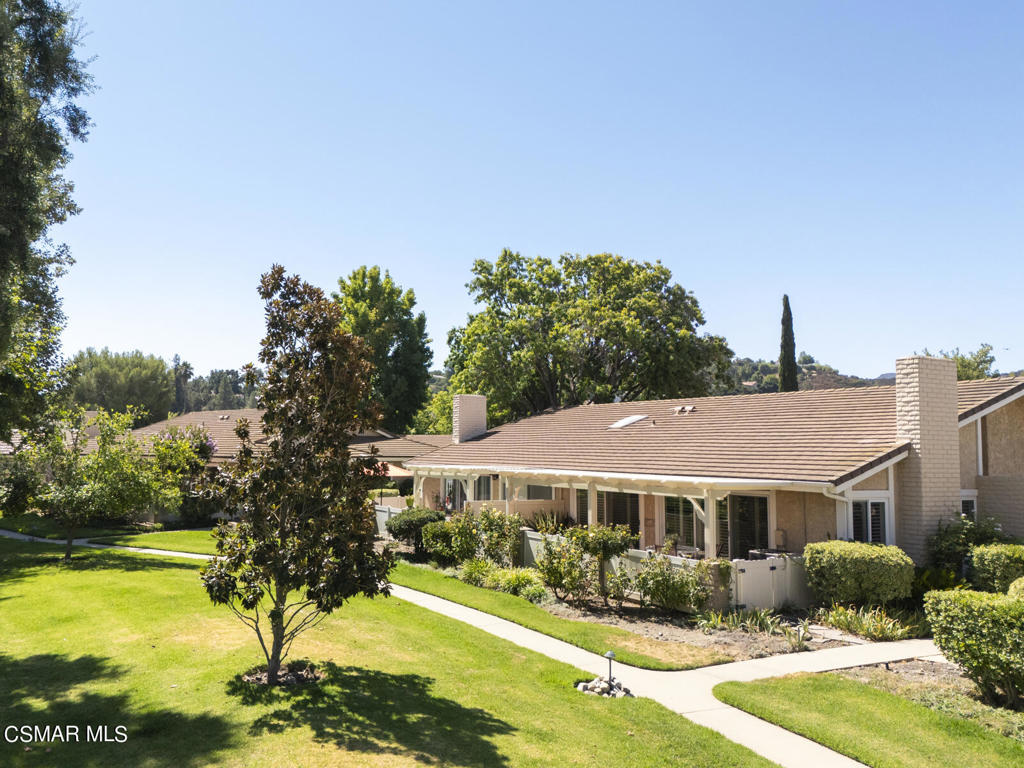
[0,538,774,768]
[89,528,219,555]
[70,528,732,671]
[0,512,138,540]
[714,673,1024,768]
[391,561,731,671]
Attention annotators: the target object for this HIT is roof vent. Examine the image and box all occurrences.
[608,414,647,429]
[672,405,697,415]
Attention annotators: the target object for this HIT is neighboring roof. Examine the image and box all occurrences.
[131,409,267,465]
[406,376,1024,486]
[131,411,449,466]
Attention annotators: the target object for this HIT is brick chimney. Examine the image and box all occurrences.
[894,356,960,562]
[452,394,487,444]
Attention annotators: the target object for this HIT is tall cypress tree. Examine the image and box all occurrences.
[779,294,798,392]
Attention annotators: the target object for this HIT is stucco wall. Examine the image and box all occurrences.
[420,477,441,509]
[852,468,888,491]
[774,491,836,553]
[960,423,978,489]
[984,397,1024,477]
[977,475,1024,538]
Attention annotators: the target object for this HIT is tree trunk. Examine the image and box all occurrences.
[64,526,74,563]
[266,604,286,685]
[598,558,608,606]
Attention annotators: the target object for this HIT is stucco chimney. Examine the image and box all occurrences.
[452,394,487,444]
[894,356,960,562]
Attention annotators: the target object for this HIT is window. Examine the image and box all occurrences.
[473,476,491,501]
[960,491,978,521]
[665,497,704,550]
[602,492,640,536]
[443,478,465,511]
[576,489,589,526]
[852,500,886,544]
[730,495,769,557]
[526,484,553,501]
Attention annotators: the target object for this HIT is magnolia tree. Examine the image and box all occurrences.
[200,266,394,685]
[30,407,189,561]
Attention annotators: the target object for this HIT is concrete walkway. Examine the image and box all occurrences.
[2,529,943,767]
[391,585,938,768]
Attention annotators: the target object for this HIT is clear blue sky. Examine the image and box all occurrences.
[57,1,1023,378]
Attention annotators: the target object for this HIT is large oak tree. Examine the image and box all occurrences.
[446,251,732,424]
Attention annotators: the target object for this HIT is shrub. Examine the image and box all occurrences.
[458,558,494,587]
[604,567,634,610]
[814,604,918,641]
[928,515,1013,572]
[803,540,914,606]
[568,524,634,605]
[485,566,546,601]
[532,510,574,535]
[1008,577,1024,600]
[925,589,1024,708]
[535,535,594,607]
[421,512,479,566]
[972,544,1024,593]
[385,507,445,554]
[634,553,712,613]
[0,453,39,517]
[478,505,523,567]
[911,566,967,603]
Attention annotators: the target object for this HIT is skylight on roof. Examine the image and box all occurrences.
[608,414,648,429]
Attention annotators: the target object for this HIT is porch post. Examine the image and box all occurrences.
[703,489,717,559]
[587,482,597,529]
[413,474,423,506]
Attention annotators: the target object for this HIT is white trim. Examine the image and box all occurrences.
[958,386,1024,427]
[976,418,984,477]
[848,490,894,545]
[406,463,828,492]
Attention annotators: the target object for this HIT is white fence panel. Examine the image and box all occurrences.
[520,530,811,610]
[374,505,403,538]
[731,556,811,610]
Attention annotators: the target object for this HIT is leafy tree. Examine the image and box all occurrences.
[333,266,431,433]
[185,368,262,412]
[412,388,452,434]
[200,266,394,685]
[922,343,998,381]
[447,251,732,424]
[70,348,173,425]
[29,407,190,561]
[778,295,798,392]
[0,1,92,440]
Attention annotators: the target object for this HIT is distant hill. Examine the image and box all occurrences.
[716,354,890,395]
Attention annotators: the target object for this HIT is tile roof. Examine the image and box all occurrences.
[130,409,267,465]
[349,433,451,462]
[406,376,1024,486]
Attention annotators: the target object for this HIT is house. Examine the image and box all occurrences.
[132,409,447,479]
[405,356,1024,564]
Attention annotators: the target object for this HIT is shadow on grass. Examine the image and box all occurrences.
[0,538,201,580]
[0,653,237,767]
[227,662,515,767]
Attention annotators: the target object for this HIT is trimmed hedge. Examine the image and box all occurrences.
[803,540,914,606]
[971,543,1024,593]
[1009,577,1024,600]
[384,507,445,554]
[924,589,1024,708]
[422,513,479,566]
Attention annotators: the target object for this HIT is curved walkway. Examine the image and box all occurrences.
[1,528,944,768]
